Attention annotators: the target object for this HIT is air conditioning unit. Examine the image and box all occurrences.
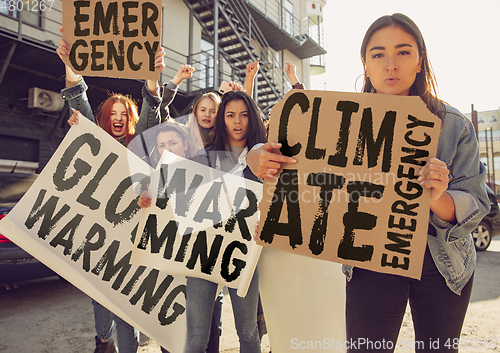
[28,87,65,112]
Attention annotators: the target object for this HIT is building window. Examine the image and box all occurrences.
[199,39,214,90]
[284,0,294,36]
[478,129,500,143]
[0,3,43,28]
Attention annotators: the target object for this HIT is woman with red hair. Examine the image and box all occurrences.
[57,27,164,353]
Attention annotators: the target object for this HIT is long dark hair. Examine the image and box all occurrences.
[361,13,442,117]
[207,91,267,152]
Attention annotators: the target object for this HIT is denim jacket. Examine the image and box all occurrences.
[60,78,163,145]
[343,103,489,295]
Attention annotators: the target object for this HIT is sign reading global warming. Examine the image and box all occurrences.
[61,0,163,80]
[257,91,441,279]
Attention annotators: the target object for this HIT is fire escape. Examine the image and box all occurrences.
[181,0,326,116]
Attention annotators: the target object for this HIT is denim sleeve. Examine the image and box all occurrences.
[60,78,96,124]
[430,116,490,242]
[134,83,164,137]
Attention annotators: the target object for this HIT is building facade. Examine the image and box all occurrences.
[465,108,500,193]
[0,0,326,173]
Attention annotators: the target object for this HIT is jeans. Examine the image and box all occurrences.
[161,292,222,353]
[345,246,474,353]
[184,270,261,353]
[92,300,140,353]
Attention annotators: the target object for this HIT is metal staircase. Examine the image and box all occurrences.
[182,0,286,115]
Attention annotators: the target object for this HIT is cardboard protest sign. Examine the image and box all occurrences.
[257,91,441,279]
[130,150,263,297]
[258,247,346,352]
[62,0,163,80]
[0,118,186,353]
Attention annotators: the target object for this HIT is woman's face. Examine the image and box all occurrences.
[156,130,187,158]
[364,25,422,96]
[195,97,217,129]
[224,99,249,148]
[110,102,128,138]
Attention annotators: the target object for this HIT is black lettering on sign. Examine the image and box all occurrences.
[328,100,359,168]
[381,253,409,270]
[92,240,133,290]
[397,164,419,180]
[121,265,147,295]
[70,39,89,70]
[388,215,416,232]
[400,147,429,166]
[90,39,105,71]
[385,232,413,255]
[260,169,303,249]
[278,92,309,157]
[224,187,258,241]
[193,181,223,226]
[186,231,223,275]
[77,152,118,210]
[391,200,419,217]
[127,41,143,71]
[307,173,345,255]
[338,181,384,262]
[406,114,435,129]
[142,2,159,36]
[129,269,174,314]
[49,214,84,255]
[174,229,193,262]
[158,284,186,326]
[144,41,159,72]
[353,108,396,173]
[220,241,247,282]
[74,1,91,36]
[107,40,125,71]
[156,164,204,216]
[93,1,119,35]
[105,173,149,226]
[305,97,326,160]
[137,215,178,260]
[53,133,100,192]
[25,189,71,240]
[122,1,139,37]
[394,180,423,201]
[71,223,107,271]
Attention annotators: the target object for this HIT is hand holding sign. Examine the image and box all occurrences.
[247,141,297,178]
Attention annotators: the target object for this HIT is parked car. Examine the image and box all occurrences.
[0,172,57,287]
[472,185,500,251]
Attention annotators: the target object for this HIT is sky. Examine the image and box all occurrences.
[309,0,500,115]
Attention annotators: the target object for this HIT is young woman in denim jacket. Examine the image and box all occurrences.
[185,91,267,353]
[56,27,165,353]
[246,13,489,353]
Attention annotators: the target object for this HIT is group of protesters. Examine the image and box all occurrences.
[56,11,489,353]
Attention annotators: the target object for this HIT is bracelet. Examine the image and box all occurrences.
[292,82,301,86]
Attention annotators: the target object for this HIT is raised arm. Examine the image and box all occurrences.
[57,27,95,124]
[145,48,166,97]
[285,62,305,89]
[243,61,259,96]
[136,48,166,137]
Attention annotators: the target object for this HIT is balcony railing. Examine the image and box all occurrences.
[246,0,303,38]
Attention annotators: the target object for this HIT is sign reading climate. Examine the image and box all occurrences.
[257,90,441,279]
